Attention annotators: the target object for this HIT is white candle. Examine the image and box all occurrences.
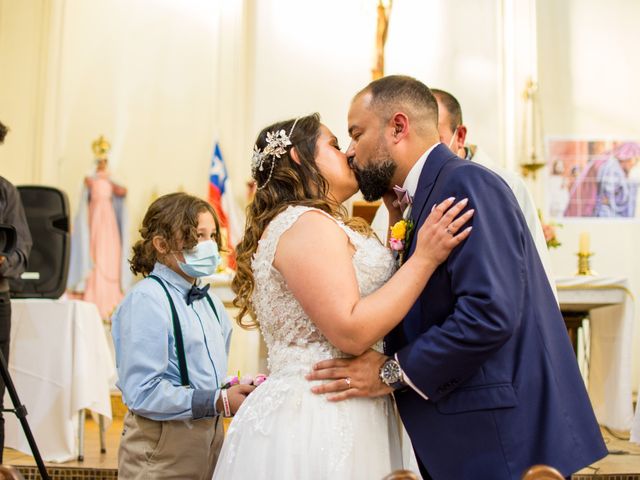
[579,232,590,254]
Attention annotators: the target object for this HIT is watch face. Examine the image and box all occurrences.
[382,360,401,384]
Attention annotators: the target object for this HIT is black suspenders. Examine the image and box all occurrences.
[148,274,222,387]
[148,275,190,386]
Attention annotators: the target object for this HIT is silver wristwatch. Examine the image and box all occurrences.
[379,357,407,390]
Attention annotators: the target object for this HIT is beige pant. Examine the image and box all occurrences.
[118,411,224,480]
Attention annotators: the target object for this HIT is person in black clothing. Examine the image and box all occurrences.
[0,121,32,461]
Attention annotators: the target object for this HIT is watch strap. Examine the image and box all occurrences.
[380,357,407,390]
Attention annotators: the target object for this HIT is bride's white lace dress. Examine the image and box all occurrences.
[212,206,403,479]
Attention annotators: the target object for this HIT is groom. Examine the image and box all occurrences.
[308,76,607,479]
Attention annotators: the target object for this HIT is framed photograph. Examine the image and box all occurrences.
[546,138,640,219]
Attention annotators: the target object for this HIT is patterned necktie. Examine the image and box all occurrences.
[392,185,413,212]
[186,283,210,305]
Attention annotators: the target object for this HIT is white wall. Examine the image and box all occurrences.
[0,0,515,231]
[385,0,502,163]
[0,0,49,183]
[247,0,505,175]
[0,0,250,246]
[248,0,376,159]
[538,0,640,383]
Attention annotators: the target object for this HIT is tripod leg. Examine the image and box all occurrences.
[77,409,85,462]
[0,349,50,479]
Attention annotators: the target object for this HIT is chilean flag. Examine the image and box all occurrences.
[209,141,243,269]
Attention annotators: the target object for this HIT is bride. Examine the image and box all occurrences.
[212,113,472,479]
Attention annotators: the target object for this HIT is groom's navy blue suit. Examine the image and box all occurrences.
[385,144,607,480]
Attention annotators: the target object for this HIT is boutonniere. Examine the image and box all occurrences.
[389,218,414,265]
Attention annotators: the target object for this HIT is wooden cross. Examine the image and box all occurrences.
[372,0,393,80]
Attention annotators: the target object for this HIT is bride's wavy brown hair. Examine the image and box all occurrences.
[233,113,372,328]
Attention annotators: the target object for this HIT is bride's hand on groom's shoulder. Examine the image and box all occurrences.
[305,350,393,402]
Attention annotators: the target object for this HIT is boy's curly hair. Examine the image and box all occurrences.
[130,192,221,276]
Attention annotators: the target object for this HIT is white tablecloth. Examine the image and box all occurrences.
[4,299,116,462]
[556,276,635,431]
[632,399,640,442]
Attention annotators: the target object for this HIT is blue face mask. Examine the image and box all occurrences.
[176,240,221,277]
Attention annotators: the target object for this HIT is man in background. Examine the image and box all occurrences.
[0,120,32,461]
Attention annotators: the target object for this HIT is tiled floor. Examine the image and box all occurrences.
[4,416,640,479]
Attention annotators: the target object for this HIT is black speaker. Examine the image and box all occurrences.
[9,186,70,298]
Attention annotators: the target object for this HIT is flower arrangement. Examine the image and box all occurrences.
[222,372,268,389]
[538,210,562,249]
[543,223,562,248]
[220,372,267,417]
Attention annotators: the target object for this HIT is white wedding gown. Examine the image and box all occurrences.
[213,206,404,479]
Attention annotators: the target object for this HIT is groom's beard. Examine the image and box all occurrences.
[352,148,397,201]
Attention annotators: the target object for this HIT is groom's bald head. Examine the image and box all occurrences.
[354,75,439,134]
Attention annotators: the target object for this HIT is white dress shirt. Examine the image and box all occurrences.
[401,143,440,213]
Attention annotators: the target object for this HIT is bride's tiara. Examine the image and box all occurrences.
[251,117,300,190]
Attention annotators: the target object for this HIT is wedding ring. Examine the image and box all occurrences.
[446,227,454,235]
[344,377,351,388]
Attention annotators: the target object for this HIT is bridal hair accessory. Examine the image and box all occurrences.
[251,118,300,190]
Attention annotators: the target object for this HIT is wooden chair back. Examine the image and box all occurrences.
[352,200,381,225]
[521,464,565,480]
[0,465,25,480]
[382,469,419,480]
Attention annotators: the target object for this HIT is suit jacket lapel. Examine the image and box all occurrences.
[408,144,455,254]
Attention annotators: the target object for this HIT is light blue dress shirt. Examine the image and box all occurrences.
[112,262,232,421]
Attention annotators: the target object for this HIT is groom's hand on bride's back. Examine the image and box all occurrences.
[305,350,393,401]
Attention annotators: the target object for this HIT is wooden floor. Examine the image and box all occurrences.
[5,416,119,479]
[4,415,640,479]
[574,427,640,479]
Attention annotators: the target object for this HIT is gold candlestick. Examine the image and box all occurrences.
[576,252,596,276]
[519,79,546,180]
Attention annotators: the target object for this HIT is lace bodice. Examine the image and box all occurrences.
[252,205,396,374]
